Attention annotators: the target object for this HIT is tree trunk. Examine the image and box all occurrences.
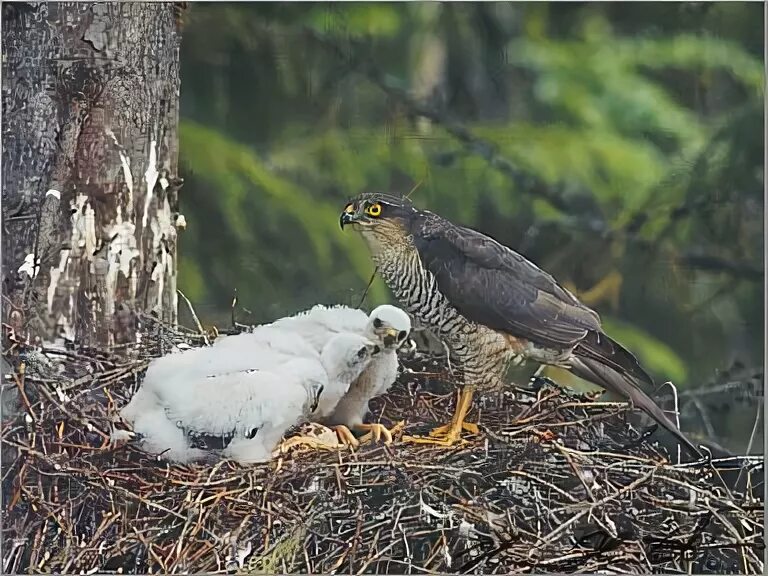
[2,2,184,349]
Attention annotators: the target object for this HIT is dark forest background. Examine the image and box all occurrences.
[175,2,764,453]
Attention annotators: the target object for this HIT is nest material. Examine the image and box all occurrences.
[2,320,764,574]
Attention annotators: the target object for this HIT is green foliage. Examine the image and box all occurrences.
[303,3,402,38]
[619,35,764,94]
[506,36,706,147]
[179,120,389,322]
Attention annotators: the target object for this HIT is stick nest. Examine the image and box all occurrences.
[2,319,764,574]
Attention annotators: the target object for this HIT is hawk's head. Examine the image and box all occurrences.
[339,193,417,249]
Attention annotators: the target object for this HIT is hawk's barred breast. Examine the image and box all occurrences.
[373,238,560,391]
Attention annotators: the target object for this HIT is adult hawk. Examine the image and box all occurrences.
[340,192,701,457]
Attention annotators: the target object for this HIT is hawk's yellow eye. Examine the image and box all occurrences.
[366,203,382,217]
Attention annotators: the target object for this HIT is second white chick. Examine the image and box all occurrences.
[120,332,380,464]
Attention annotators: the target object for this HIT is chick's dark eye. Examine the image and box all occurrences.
[357,347,368,358]
[398,331,407,340]
[373,318,382,328]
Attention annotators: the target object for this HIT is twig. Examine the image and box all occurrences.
[2,323,762,574]
[177,289,209,345]
[356,267,379,309]
[734,403,763,490]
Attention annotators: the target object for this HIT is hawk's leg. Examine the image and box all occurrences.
[402,385,479,446]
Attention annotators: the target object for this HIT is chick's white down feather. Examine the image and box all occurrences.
[120,332,377,464]
[150,326,318,383]
[269,304,412,429]
[267,304,370,352]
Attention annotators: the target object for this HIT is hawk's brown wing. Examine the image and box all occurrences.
[413,220,601,350]
[414,218,655,389]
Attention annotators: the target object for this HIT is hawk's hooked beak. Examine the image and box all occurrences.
[340,202,359,230]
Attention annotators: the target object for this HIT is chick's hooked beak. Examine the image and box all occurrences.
[340,202,359,230]
[382,328,400,348]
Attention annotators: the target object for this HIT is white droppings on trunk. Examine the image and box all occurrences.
[46,189,61,200]
[142,139,158,231]
[442,545,452,568]
[49,194,97,343]
[18,253,40,278]
[152,196,176,248]
[118,154,134,215]
[171,287,178,319]
[147,194,177,314]
[107,218,140,279]
[174,214,187,229]
[83,204,97,256]
[70,194,97,257]
[151,248,169,313]
[107,129,135,218]
[102,215,141,318]
[50,136,176,336]
[47,250,70,311]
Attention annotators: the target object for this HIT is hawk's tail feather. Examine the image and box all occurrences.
[577,331,655,391]
[569,355,703,459]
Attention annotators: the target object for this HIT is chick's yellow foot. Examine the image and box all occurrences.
[356,421,405,445]
[333,425,360,449]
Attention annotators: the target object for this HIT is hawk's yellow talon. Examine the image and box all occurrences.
[428,421,479,437]
[402,429,468,447]
[402,387,477,448]
[462,422,480,435]
[428,423,452,437]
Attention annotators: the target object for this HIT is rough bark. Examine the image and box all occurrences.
[2,2,184,349]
